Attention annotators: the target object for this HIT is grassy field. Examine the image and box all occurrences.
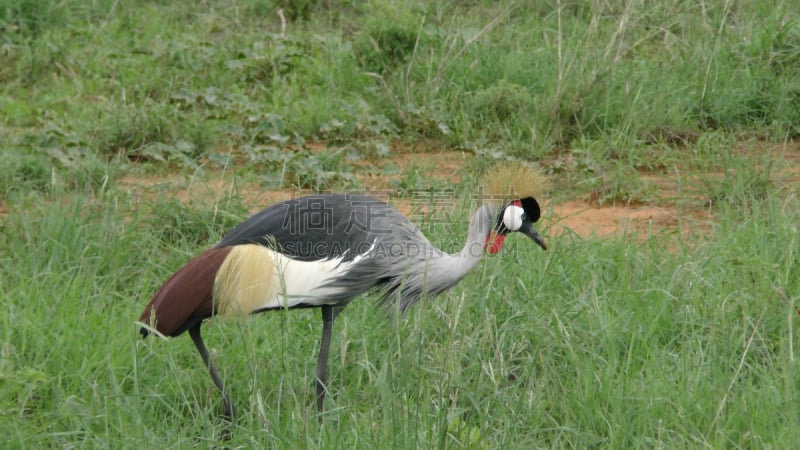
[2,0,800,448]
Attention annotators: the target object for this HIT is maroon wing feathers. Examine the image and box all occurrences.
[139,247,232,337]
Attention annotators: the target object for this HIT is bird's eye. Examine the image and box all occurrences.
[521,213,527,221]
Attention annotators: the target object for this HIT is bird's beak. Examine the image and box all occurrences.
[520,222,547,251]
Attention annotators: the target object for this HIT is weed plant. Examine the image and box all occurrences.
[2,1,800,448]
[3,0,799,169]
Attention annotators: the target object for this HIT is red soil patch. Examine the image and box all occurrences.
[118,138,800,241]
[118,172,287,210]
[549,201,714,240]
[355,148,471,191]
[120,164,702,241]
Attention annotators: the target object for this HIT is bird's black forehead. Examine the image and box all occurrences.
[519,197,541,223]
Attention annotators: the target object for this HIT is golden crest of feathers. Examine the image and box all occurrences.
[480,162,550,205]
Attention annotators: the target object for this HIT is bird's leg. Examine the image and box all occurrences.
[316,305,341,416]
[189,325,237,423]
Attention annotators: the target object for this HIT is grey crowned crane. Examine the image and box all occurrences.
[139,164,548,423]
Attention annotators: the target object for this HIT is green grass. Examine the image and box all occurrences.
[2,0,800,448]
[2,178,798,447]
[3,0,800,165]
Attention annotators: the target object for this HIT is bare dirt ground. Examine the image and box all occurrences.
[118,139,799,242]
[549,200,712,240]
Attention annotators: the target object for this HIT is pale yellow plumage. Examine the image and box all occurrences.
[480,162,550,205]
[213,244,279,317]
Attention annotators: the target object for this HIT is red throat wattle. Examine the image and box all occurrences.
[484,231,507,255]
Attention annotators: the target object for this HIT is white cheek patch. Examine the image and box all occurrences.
[502,205,524,231]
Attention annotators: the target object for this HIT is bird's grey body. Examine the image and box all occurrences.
[216,194,495,312]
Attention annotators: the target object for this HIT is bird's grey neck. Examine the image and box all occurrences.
[456,204,495,259]
[428,204,496,289]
